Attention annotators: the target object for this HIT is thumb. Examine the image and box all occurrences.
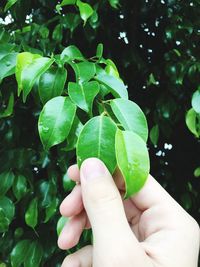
[80,158,133,244]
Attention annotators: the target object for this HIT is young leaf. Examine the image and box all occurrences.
[0,53,17,82]
[39,67,67,104]
[38,96,76,150]
[11,240,30,267]
[72,61,96,83]
[76,0,94,25]
[150,124,159,146]
[24,241,43,267]
[115,129,150,198]
[192,89,200,114]
[110,98,148,141]
[68,81,99,114]
[95,74,128,99]
[25,197,38,229]
[61,45,84,62]
[0,171,14,196]
[12,174,28,201]
[77,115,117,173]
[60,0,76,6]
[185,108,199,138]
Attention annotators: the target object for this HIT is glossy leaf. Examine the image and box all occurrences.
[25,198,38,229]
[110,98,148,141]
[57,216,69,236]
[65,115,83,151]
[150,124,159,146]
[38,96,76,150]
[96,43,103,59]
[76,0,94,25]
[11,240,30,267]
[39,67,67,104]
[72,61,96,83]
[108,0,120,9]
[0,196,15,221]
[115,129,150,198]
[12,175,27,201]
[0,209,10,233]
[4,0,18,11]
[60,0,76,6]
[0,93,14,118]
[0,171,14,196]
[192,89,200,114]
[38,180,56,208]
[95,74,128,99]
[0,53,17,82]
[24,241,43,267]
[105,59,119,78]
[68,81,99,114]
[77,115,117,173]
[61,45,84,61]
[186,108,199,138]
[44,198,59,223]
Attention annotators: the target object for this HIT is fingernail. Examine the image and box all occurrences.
[80,158,106,181]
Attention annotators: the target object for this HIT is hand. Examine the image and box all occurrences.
[58,158,200,267]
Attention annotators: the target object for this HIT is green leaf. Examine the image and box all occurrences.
[0,209,10,233]
[24,241,43,267]
[52,24,63,42]
[95,74,128,99]
[194,167,200,177]
[110,99,148,141]
[57,216,69,236]
[38,96,76,150]
[105,59,119,78]
[60,0,76,6]
[4,0,18,11]
[115,129,150,198]
[63,13,82,34]
[68,81,99,114]
[108,0,120,9]
[11,240,30,267]
[76,0,94,25]
[16,52,54,102]
[39,67,67,104]
[65,115,83,151]
[96,43,103,59]
[25,197,38,229]
[61,45,84,62]
[0,171,14,196]
[192,89,200,114]
[72,61,96,83]
[0,53,17,82]
[77,115,117,173]
[44,198,59,223]
[38,180,56,208]
[12,175,28,201]
[185,108,199,138]
[63,172,76,191]
[0,93,14,118]
[0,196,15,221]
[150,124,159,146]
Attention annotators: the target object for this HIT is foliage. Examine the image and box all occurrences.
[0,0,200,266]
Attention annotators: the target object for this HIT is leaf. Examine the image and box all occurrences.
[63,172,76,191]
[25,197,38,229]
[194,167,200,177]
[0,196,15,221]
[96,43,103,59]
[4,0,18,11]
[77,115,117,173]
[110,99,148,141]
[52,24,63,42]
[61,45,84,62]
[39,67,67,104]
[0,53,17,82]
[185,108,199,138]
[44,198,59,223]
[11,240,30,267]
[0,93,14,118]
[63,13,82,33]
[150,124,159,146]
[0,171,14,196]
[95,74,128,99]
[72,61,96,83]
[65,115,83,151]
[192,89,200,114]
[108,0,120,9]
[12,174,27,201]
[115,129,150,198]
[38,180,56,208]
[76,0,94,25]
[68,81,99,114]
[38,96,76,150]
[105,59,119,78]
[16,52,54,102]
[60,0,76,6]
[24,241,43,267]
[57,216,69,236]
[0,209,10,233]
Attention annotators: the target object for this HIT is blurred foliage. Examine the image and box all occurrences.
[0,0,200,266]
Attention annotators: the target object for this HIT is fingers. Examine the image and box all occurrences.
[60,184,83,217]
[58,211,86,250]
[61,245,92,267]
[67,164,80,182]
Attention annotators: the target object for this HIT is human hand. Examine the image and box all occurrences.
[58,158,200,267]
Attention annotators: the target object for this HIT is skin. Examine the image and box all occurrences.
[58,158,200,267]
